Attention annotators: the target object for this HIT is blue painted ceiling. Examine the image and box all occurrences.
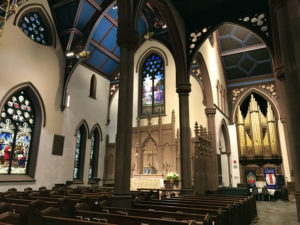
[48,0,148,79]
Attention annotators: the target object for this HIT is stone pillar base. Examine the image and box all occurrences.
[111,194,132,208]
[295,192,300,222]
[180,188,194,196]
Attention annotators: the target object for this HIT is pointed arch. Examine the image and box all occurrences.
[141,134,158,149]
[0,82,46,127]
[195,52,214,108]
[136,47,169,73]
[231,87,280,123]
[89,123,102,141]
[0,82,45,179]
[13,3,56,47]
[74,119,89,138]
[219,119,231,154]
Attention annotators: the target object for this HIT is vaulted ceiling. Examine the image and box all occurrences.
[48,0,273,84]
[48,0,169,79]
[216,23,273,86]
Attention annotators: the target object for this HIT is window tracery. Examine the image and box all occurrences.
[141,53,165,116]
[0,90,34,175]
[18,12,48,45]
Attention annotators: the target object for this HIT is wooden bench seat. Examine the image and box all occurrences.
[133,203,224,225]
[100,207,213,225]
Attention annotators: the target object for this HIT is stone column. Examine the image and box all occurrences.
[269,0,300,220]
[205,107,218,190]
[176,83,193,194]
[112,4,138,207]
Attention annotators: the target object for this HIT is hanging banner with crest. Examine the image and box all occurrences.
[246,170,256,187]
[263,168,278,189]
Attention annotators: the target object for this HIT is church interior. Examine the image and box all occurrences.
[0,0,299,224]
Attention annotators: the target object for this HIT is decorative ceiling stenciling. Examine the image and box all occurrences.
[258,83,277,99]
[189,59,206,105]
[187,9,272,64]
[109,72,120,99]
[217,23,273,81]
[231,82,277,105]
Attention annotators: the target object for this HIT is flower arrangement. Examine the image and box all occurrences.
[166,172,179,183]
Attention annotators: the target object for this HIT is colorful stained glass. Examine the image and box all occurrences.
[0,91,34,175]
[18,12,48,45]
[89,134,95,179]
[73,130,81,179]
[141,53,165,116]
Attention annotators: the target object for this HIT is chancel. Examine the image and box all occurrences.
[0,0,299,224]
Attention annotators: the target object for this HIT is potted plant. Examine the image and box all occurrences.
[166,172,179,186]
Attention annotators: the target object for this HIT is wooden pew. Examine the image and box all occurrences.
[0,212,20,225]
[148,199,241,225]
[100,207,213,225]
[76,209,200,225]
[133,203,224,225]
[169,195,256,225]
[170,194,256,224]
[42,207,201,225]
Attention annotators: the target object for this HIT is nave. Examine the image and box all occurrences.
[0,0,299,224]
[0,185,257,225]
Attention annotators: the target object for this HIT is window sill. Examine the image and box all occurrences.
[72,180,84,184]
[139,113,167,119]
[0,175,36,182]
[89,95,96,100]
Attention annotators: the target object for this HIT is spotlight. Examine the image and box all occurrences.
[66,51,75,57]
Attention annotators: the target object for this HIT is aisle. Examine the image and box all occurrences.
[252,200,300,225]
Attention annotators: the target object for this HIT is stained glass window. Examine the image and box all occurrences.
[88,134,95,179]
[141,53,165,116]
[89,130,100,179]
[0,91,35,175]
[18,12,48,45]
[73,129,82,180]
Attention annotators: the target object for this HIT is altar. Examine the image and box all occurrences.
[130,175,164,191]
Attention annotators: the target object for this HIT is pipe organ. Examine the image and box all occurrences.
[237,94,282,182]
[237,94,279,157]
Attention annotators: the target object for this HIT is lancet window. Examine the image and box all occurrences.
[0,91,35,174]
[141,53,165,116]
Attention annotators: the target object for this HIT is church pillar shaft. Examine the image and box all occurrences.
[177,83,193,193]
[269,0,300,220]
[205,108,218,190]
[113,21,138,200]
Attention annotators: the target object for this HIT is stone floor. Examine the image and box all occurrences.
[251,200,300,225]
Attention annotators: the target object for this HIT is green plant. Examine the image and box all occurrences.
[166,172,179,182]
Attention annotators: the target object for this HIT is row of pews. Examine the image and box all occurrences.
[0,186,257,225]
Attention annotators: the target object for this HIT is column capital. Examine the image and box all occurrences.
[117,26,139,48]
[205,107,216,116]
[176,83,191,95]
[275,64,286,81]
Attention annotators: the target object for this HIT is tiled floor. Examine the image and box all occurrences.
[251,200,300,225]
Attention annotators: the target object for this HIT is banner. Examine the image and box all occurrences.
[246,170,256,187]
[263,168,278,189]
